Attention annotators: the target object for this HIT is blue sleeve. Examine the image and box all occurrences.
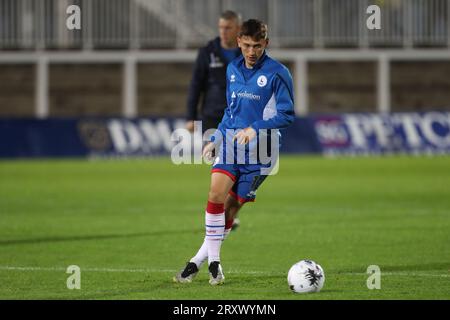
[250,71,295,131]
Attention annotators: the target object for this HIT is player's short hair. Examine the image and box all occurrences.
[239,19,268,41]
[220,10,242,25]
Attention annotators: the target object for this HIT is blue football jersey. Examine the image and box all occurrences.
[217,51,295,137]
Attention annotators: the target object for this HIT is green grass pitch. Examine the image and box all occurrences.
[0,155,449,300]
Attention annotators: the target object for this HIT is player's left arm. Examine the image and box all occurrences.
[235,70,295,144]
[250,71,295,131]
[234,70,295,144]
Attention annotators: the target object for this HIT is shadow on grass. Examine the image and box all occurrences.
[0,229,203,246]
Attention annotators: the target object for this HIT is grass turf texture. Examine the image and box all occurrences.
[0,156,449,300]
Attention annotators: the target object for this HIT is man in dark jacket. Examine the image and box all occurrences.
[186,10,242,134]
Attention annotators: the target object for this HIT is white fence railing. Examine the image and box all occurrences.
[1,49,450,118]
[0,0,449,49]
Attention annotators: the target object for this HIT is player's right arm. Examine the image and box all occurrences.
[186,48,208,131]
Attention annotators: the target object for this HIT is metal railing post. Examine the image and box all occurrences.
[123,56,137,118]
[295,56,309,116]
[447,0,450,48]
[130,0,140,50]
[314,0,324,48]
[403,0,414,48]
[359,0,370,48]
[83,0,93,50]
[175,0,187,49]
[377,55,391,114]
[36,56,49,119]
[268,0,279,48]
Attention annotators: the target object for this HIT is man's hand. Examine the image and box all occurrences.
[233,127,257,145]
[186,120,195,133]
[202,141,216,163]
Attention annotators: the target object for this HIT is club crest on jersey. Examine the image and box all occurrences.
[257,75,267,87]
[230,74,236,82]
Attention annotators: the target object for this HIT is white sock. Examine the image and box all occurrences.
[204,201,225,264]
[190,204,231,267]
[190,237,208,268]
[206,212,225,264]
[190,227,231,268]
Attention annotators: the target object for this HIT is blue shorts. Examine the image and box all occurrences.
[212,163,269,204]
[210,130,277,203]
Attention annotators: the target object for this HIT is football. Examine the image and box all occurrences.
[287,260,325,293]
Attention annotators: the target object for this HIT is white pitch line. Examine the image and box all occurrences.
[339,272,450,278]
[0,266,279,275]
[0,266,448,278]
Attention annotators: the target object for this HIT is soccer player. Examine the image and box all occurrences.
[174,19,295,285]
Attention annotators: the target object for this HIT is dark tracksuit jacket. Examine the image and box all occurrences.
[186,37,241,130]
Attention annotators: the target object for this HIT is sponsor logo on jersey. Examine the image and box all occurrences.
[230,74,236,82]
[237,91,261,101]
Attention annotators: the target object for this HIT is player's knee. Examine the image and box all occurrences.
[208,190,226,204]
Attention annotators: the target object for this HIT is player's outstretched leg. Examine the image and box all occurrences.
[173,261,199,283]
[174,194,242,284]
[174,172,234,285]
